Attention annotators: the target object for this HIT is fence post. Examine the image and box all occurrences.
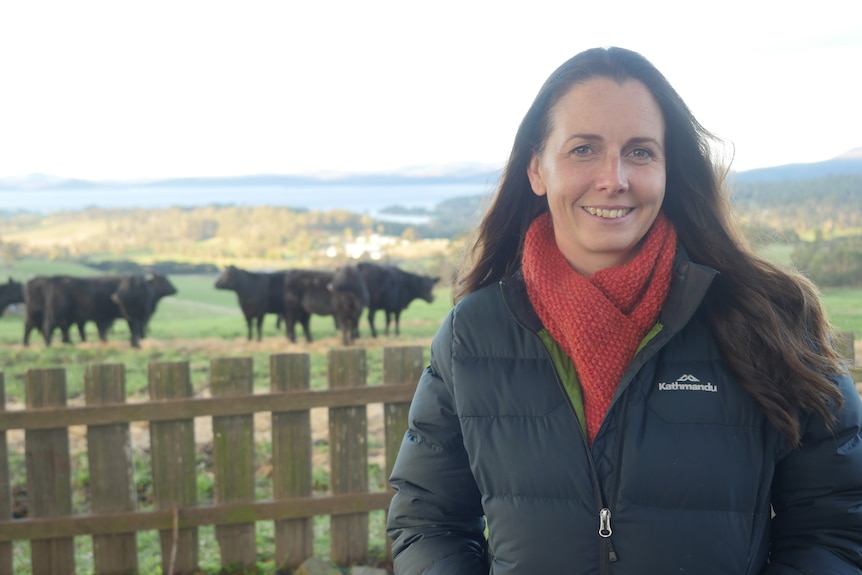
[211,357,256,569]
[270,353,313,570]
[0,373,11,575]
[328,348,369,567]
[382,346,423,564]
[149,361,198,575]
[86,364,139,575]
[25,368,74,575]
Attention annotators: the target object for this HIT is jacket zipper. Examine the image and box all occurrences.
[600,507,618,561]
[541,339,619,572]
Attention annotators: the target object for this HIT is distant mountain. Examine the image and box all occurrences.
[731,149,862,183]
[0,172,96,190]
[0,162,505,192]
[2,152,861,192]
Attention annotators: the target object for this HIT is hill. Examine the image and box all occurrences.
[729,173,862,239]
[731,150,862,184]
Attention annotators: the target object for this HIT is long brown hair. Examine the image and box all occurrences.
[454,47,844,445]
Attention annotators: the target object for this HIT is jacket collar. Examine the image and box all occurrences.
[499,242,718,335]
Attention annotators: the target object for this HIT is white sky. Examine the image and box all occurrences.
[0,0,860,180]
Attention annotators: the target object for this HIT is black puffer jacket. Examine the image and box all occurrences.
[387,255,862,574]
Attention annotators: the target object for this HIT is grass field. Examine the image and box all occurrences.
[821,287,862,340]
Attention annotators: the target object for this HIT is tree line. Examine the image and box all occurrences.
[729,173,862,287]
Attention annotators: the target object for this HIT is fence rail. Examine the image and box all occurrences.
[0,346,423,575]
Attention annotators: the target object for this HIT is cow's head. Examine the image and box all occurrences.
[215,265,238,289]
[0,277,24,307]
[1,277,23,294]
[149,272,178,298]
[416,274,440,303]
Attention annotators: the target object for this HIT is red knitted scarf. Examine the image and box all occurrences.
[522,211,677,444]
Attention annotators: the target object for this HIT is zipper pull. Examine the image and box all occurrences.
[599,508,619,562]
[599,507,612,537]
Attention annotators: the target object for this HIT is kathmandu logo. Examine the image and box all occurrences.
[658,374,717,392]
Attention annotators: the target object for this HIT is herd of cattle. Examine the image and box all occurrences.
[0,262,440,348]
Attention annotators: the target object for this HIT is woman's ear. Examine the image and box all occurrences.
[527,154,547,197]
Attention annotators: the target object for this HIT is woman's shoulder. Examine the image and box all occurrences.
[440,274,544,347]
[451,279,505,313]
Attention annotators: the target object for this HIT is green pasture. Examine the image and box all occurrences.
[0,259,446,403]
[822,288,862,340]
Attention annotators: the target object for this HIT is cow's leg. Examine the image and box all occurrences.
[23,321,34,346]
[367,309,378,338]
[42,320,53,346]
[77,322,87,342]
[283,312,297,343]
[394,311,402,336]
[245,316,253,341]
[299,311,312,343]
[256,316,264,341]
[129,320,141,348]
[384,311,393,336]
[97,321,110,342]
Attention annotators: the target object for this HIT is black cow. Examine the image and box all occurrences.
[329,264,370,346]
[24,276,82,345]
[28,273,177,347]
[111,272,177,347]
[0,277,24,317]
[282,266,368,345]
[40,275,127,346]
[23,276,48,345]
[77,276,127,342]
[215,265,290,341]
[88,272,176,345]
[111,275,153,348]
[357,262,440,337]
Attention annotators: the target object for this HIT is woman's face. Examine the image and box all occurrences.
[527,77,666,276]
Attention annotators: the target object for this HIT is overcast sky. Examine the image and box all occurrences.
[0,1,860,181]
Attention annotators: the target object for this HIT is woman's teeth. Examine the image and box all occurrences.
[584,207,633,219]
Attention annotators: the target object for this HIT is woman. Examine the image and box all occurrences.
[386,47,862,574]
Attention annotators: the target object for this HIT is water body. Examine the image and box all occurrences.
[0,183,494,217]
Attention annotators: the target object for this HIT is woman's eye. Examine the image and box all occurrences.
[571,145,591,156]
[630,148,653,160]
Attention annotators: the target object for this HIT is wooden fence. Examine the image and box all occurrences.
[0,346,423,575]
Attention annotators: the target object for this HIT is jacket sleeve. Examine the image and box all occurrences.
[766,370,862,573]
[387,312,489,575]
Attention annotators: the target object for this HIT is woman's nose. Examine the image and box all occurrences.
[595,153,628,195]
